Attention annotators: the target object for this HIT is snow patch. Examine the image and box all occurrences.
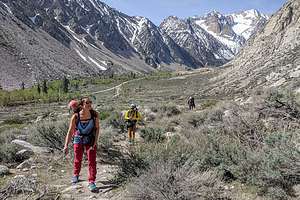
[88,57,107,70]
[115,18,130,42]
[74,48,107,71]
[194,20,240,55]
[29,14,39,24]
[64,25,87,45]
[271,78,286,87]
[1,2,12,14]
[75,49,88,62]
[229,9,266,40]
[88,0,104,15]
[131,17,146,43]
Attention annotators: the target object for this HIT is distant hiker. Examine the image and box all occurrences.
[64,97,100,192]
[187,96,195,110]
[124,104,142,144]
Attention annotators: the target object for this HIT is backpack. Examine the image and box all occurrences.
[73,110,97,145]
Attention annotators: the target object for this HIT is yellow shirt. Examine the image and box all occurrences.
[124,109,142,121]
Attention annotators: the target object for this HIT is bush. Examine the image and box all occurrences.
[265,187,289,200]
[0,143,24,164]
[125,128,300,199]
[160,104,181,117]
[98,111,110,120]
[201,99,218,109]
[140,127,166,143]
[3,117,24,125]
[105,111,126,133]
[0,129,27,164]
[128,161,228,200]
[29,120,68,150]
[114,150,149,184]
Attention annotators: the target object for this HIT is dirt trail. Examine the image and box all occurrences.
[91,77,146,96]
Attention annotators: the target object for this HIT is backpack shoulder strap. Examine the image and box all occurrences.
[74,113,80,128]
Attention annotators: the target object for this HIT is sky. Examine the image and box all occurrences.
[101,0,287,25]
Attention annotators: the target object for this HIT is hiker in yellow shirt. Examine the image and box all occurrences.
[124,104,142,144]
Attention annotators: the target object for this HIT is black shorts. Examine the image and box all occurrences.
[126,120,137,129]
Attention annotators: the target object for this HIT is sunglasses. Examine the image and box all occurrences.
[85,101,92,104]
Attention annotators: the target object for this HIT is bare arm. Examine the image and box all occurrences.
[93,112,100,147]
[64,114,76,149]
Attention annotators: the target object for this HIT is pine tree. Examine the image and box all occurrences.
[21,82,25,90]
[62,76,69,93]
[37,83,41,94]
[42,80,48,94]
[74,82,79,91]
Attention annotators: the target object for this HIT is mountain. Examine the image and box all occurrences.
[0,0,199,90]
[161,9,268,65]
[160,16,234,67]
[228,9,269,40]
[0,0,154,90]
[0,0,268,90]
[213,0,300,94]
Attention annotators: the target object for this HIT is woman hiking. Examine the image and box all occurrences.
[64,97,100,192]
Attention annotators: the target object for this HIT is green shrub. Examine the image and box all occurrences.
[128,163,227,200]
[156,104,181,117]
[265,187,289,200]
[114,151,149,184]
[29,120,68,150]
[106,112,126,133]
[201,99,218,109]
[0,129,27,164]
[3,117,24,125]
[140,127,166,143]
[126,128,300,199]
[98,111,110,120]
[0,143,24,164]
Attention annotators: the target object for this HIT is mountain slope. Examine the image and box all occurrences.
[160,10,268,66]
[0,0,164,90]
[160,16,234,67]
[214,0,300,93]
[0,0,269,90]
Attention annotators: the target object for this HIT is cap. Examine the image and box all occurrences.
[68,100,78,110]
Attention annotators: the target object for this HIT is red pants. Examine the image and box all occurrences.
[73,144,97,183]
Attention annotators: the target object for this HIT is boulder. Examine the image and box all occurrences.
[293,184,300,197]
[16,135,28,140]
[16,159,32,169]
[16,149,34,158]
[0,165,9,176]
[12,139,53,154]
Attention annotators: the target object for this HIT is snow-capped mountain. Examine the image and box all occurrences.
[229,9,269,40]
[213,0,300,93]
[0,0,268,89]
[45,0,197,68]
[160,16,234,67]
[162,9,268,60]
[0,0,199,89]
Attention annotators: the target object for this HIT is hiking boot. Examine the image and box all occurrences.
[88,182,97,192]
[71,175,79,184]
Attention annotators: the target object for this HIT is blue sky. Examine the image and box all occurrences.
[101,0,287,25]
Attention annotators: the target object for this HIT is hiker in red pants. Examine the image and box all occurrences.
[64,97,100,192]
